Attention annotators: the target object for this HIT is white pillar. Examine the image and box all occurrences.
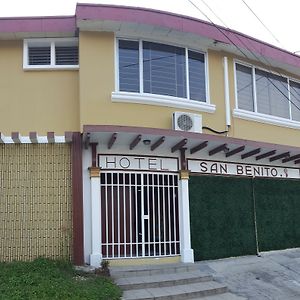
[179,170,194,263]
[89,167,102,267]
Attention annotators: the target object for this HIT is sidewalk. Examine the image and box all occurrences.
[195,248,300,300]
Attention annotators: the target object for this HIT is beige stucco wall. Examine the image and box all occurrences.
[1,34,300,147]
[79,32,226,132]
[79,32,300,147]
[0,41,79,135]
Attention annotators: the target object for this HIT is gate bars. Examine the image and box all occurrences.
[100,172,180,259]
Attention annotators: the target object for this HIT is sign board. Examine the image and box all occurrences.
[99,155,178,172]
[188,159,300,179]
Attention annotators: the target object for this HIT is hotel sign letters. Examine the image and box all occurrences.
[99,155,178,172]
[188,159,300,179]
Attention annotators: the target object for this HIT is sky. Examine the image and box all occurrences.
[0,0,299,54]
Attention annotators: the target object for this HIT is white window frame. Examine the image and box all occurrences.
[112,38,215,113]
[233,60,300,129]
[23,38,79,70]
[288,77,300,121]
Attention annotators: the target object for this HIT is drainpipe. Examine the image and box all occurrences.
[223,57,231,132]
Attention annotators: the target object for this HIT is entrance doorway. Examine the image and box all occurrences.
[101,172,180,259]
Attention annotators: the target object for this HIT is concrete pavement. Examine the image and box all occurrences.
[196,248,300,300]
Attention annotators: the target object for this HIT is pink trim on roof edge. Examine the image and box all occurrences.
[75,4,300,69]
[0,15,75,33]
[0,3,299,69]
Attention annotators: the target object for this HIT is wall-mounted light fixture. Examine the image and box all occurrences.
[143,139,151,145]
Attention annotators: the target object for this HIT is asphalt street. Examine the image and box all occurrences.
[196,248,300,300]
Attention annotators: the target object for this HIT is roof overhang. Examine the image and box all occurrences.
[83,125,300,167]
[0,16,76,39]
[1,4,300,75]
[75,4,300,77]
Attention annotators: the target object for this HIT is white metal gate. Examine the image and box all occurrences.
[101,172,179,259]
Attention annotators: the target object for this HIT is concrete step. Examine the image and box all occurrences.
[122,281,228,300]
[110,263,198,279]
[192,292,247,300]
[116,270,213,290]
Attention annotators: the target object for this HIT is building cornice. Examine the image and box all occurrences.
[1,4,300,73]
[0,15,76,38]
[75,4,300,71]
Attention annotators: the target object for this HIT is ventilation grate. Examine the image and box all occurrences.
[55,46,78,65]
[28,46,51,65]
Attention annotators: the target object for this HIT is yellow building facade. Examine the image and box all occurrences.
[1,4,300,266]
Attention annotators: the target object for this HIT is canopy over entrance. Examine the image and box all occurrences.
[83,125,300,167]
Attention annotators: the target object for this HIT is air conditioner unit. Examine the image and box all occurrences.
[172,112,202,133]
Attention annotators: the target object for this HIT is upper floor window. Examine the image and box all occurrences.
[118,39,207,102]
[23,38,79,70]
[235,62,300,122]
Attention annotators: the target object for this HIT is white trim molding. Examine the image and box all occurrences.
[24,65,79,71]
[233,108,300,129]
[112,91,216,113]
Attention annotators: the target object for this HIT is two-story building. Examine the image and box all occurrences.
[1,4,300,267]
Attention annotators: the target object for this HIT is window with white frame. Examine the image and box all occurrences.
[23,38,79,69]
[235,62,300,122]
[118,39,207,102]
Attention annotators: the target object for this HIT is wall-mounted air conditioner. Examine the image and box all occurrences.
[172,112,202,133]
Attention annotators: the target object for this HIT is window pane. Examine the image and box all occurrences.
[188,50,206,101]
[290,81,300,121]
[55,46,78,65]
[28,46,51,65]
[118,40,139,92]
[143,41,186,98]
[256,69,289,119]
[236,64,254,111]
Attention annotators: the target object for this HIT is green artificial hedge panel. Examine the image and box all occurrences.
[254,178,300,251]
[189,175,257,261]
